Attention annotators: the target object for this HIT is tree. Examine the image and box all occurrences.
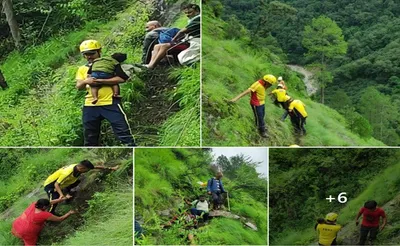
[2,0,21,48]
[302,15,348,104]
[359,87,399,144]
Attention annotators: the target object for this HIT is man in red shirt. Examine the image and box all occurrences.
[355,200,387,245]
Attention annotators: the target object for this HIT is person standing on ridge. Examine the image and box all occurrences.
[229,74,277,137]
[207,172,227,210]
[356,200,387,245]
[316,212,342,246]
[76,39,135,146]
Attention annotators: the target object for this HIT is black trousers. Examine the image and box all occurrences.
[289,111,306,135]
[211,191,222,206]
[44,180,81,214]
[82,102,135,146]
[359,225,379,245]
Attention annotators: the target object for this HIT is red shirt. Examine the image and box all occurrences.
[12,203,53,240]
[359,207,386,227]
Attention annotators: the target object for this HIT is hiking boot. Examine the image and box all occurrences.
[259,130,268,138]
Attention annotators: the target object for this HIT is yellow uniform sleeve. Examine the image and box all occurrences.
[271,89,278,95]
[289,101,295,111]
[76,66,89,80]
[249,81,261,92]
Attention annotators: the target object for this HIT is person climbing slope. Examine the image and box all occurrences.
[207,172,227,210]
[43,160,118,214]
[270,78,291,121]
[287,98,308,136]
[356,200,387,245]
[316,212,341,246]
[229,74,277,137]
[11,198,76,246]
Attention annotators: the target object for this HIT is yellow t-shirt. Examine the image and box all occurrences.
[249,80,266,106]
[271,88,289,102]
[76,65,114,106]
[289,100,308,118]
[317,223,341,245]
[44,164,79,189]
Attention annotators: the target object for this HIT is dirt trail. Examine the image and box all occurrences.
[287,64,318,96]
[130,68,180,146]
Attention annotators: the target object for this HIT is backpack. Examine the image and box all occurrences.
[158,28,180,43]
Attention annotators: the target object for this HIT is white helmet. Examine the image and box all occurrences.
[278,76,283,81]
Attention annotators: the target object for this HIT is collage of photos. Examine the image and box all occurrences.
[0,0,399,246]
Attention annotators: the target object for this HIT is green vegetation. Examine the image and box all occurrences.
[202,2,383,146]
[218,0,400,145]
[269,148,400,245]
[0,148,133,245]
[0,0,200,146]
[135,148,267,245]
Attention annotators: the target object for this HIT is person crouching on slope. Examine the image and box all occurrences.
[43,160,118,214]
[12,198,76,246]
[316,212,342,246]
[229,74,277,138]
[287,98,308,136]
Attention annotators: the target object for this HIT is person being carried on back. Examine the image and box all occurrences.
[207,172,227,210]
[89,52,127,104]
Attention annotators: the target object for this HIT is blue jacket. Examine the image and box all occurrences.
[207,177,226,193]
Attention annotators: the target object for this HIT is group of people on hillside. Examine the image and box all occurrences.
[11,160,118,245]
[316,200,387,245]
[160,171,227,231]
[75,3,200,146]
[230,74,307,139]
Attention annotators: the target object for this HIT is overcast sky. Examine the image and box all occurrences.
[211,147,268,177]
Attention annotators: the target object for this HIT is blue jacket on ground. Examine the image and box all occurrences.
[207,177,226,193]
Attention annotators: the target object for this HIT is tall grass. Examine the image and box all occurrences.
[202,5,384,146]
[0,148,132,246]
[272,161,400,245]
[135,148,267,245]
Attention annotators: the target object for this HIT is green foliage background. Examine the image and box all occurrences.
[217,0,400,145]
[202,1,383,146]
[135,148,267,245]
[269,148,400,245]
[0,148,133,245]
[0,0,200,146]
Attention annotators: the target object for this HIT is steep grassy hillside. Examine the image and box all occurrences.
[0,0,199,146]
[135,148,267,245]
[202,4,384,146]
[0,148,133,245]
[270,148,400,245]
